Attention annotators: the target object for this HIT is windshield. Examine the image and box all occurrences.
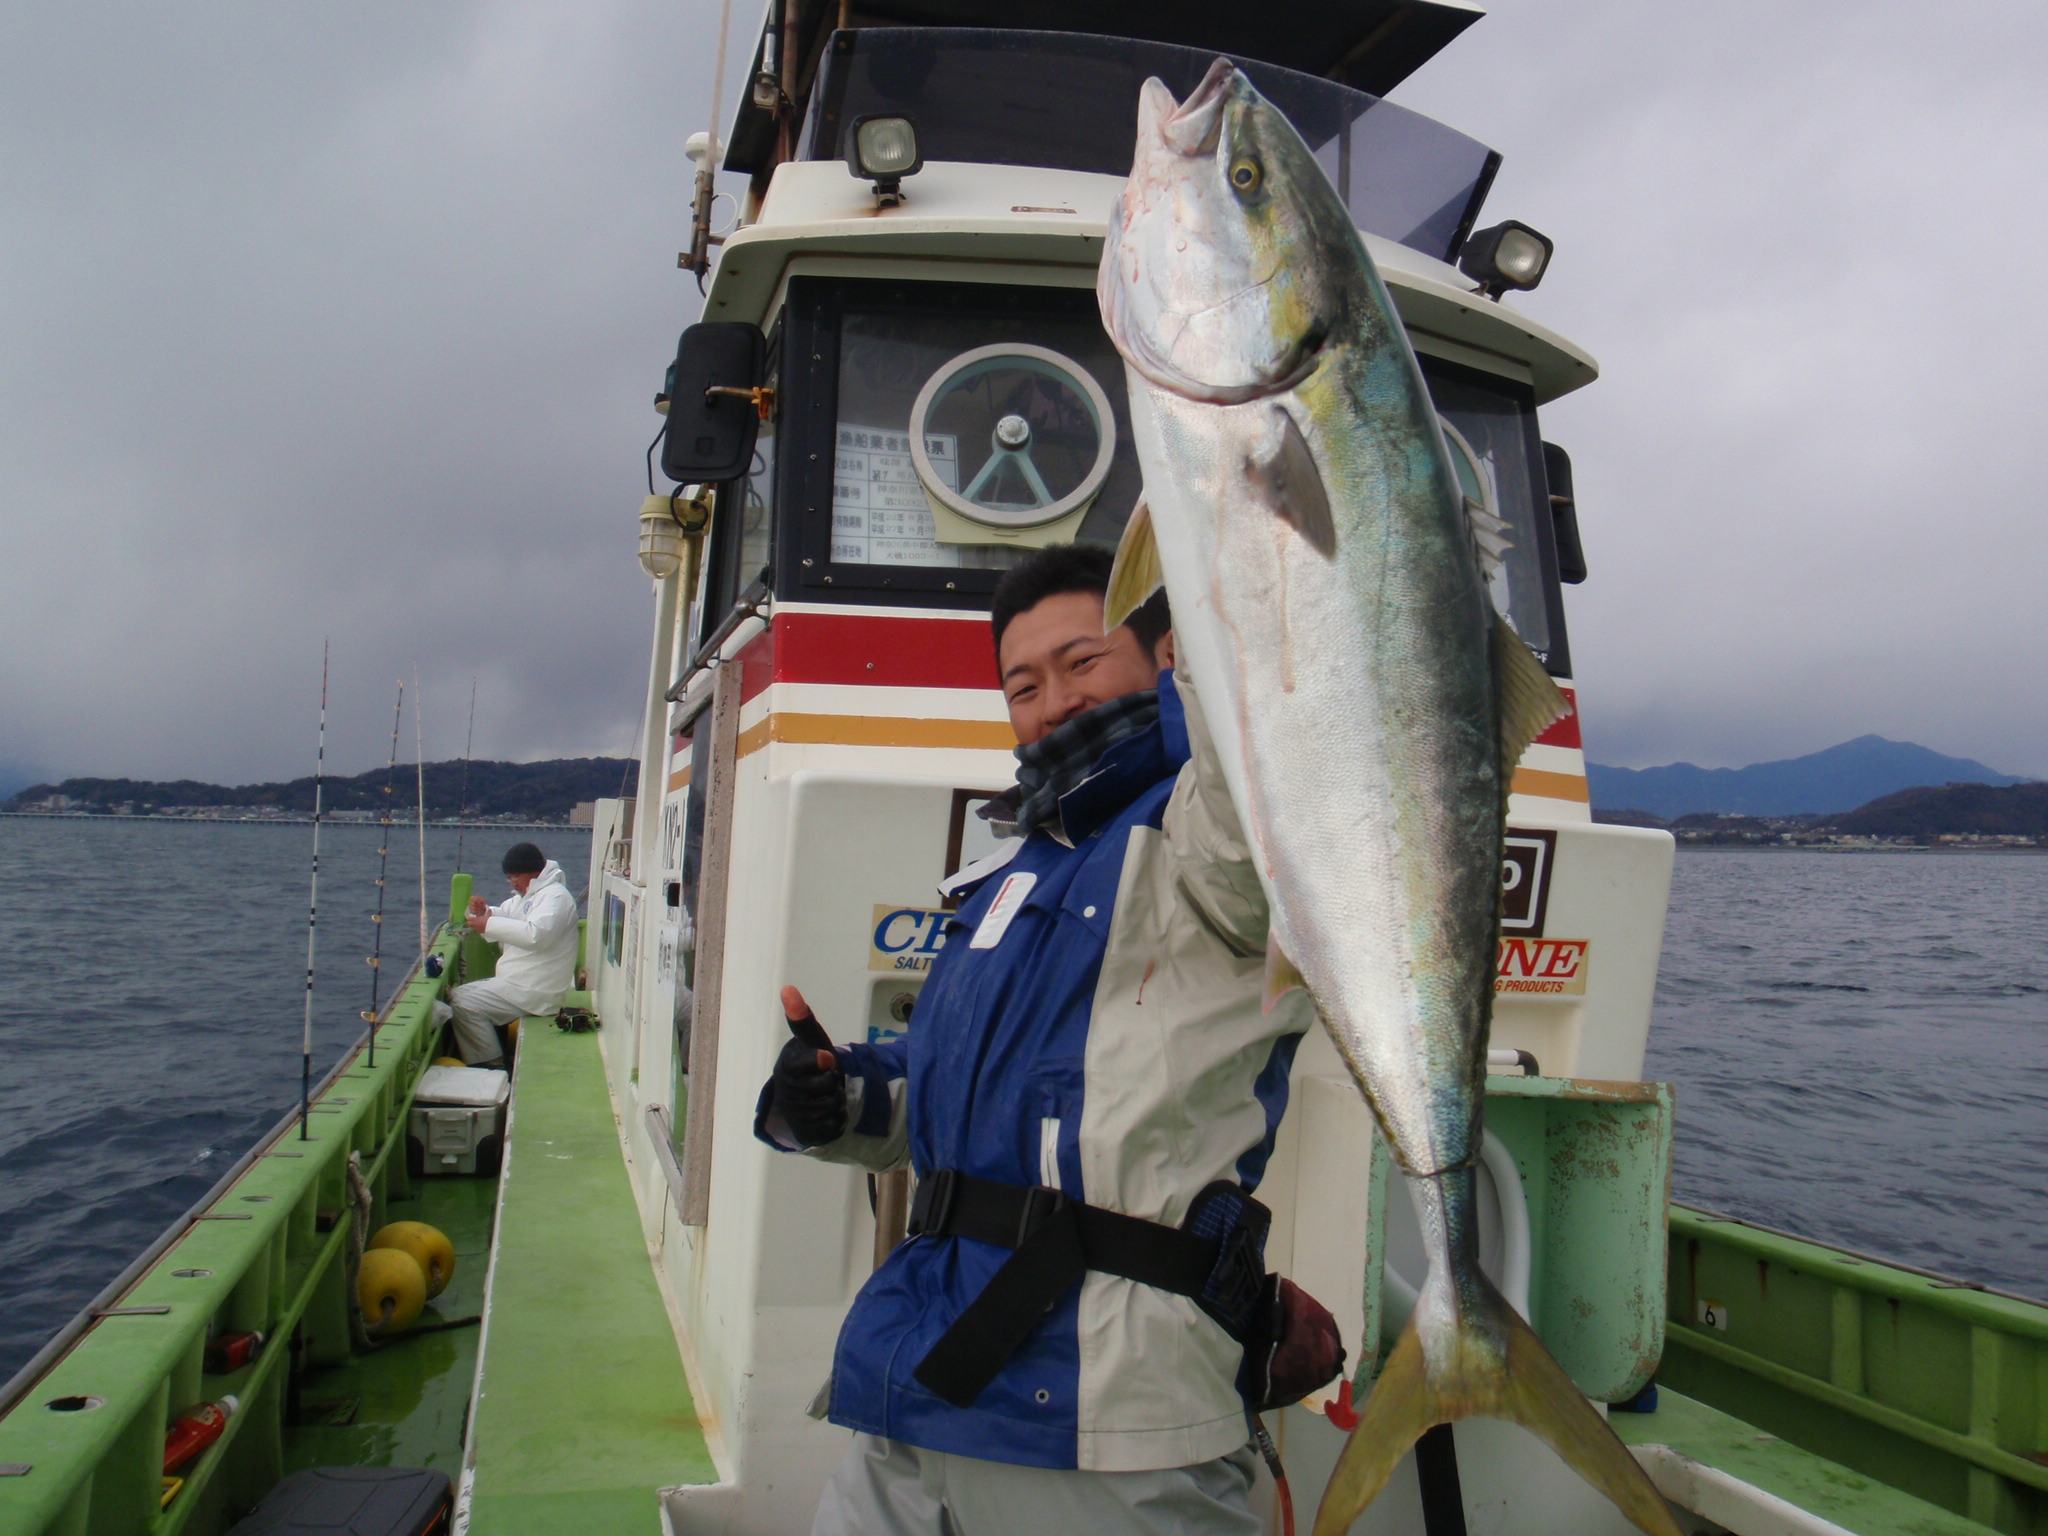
[775,279,1569,674]
[827,282,1141,574]
[1423,359,1562,669]
[801,29,1499,263]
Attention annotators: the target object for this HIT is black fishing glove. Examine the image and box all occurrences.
[771,1037,848,1147]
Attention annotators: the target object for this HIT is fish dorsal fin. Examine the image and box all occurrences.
[1247,406,1337,558]
[1493,613,1570,788]
[1105,497,1163,631]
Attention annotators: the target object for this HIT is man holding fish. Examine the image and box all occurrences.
[760,55,1680,1536]
[760,540,1336,1532]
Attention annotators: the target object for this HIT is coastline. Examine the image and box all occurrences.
[0,810,570,830]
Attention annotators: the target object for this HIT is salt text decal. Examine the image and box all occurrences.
[870,905,950,973]
[1495,937,1589,996]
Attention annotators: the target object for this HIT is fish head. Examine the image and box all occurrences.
[1102,59,1353,404]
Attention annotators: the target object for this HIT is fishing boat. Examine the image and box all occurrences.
[4,4,2043,1535]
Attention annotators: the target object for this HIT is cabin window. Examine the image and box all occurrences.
[665,705,713,1148]
[736,414,775,588]
[1421,357,1571,676]
[777,278,1143,607]
[769,279,1573,674]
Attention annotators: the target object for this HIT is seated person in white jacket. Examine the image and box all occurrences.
[440,842,580,1068]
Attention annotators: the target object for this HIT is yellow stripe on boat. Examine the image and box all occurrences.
[737,712,1017,758]
[1510,766,1590,802]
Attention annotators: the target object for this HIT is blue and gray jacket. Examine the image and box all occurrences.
[757,671,1309,1472]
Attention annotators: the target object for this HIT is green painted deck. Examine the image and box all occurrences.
[464,1019,713,1536]
[1614,1388,1999,1536]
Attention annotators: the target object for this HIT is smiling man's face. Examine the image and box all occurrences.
[997,589,1174,746]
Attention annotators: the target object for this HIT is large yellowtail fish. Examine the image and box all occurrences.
[1098,59,1679,1536]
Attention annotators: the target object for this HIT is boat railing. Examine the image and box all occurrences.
[1662,1203,2048,1532]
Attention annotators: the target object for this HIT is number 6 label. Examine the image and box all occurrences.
[1697,1298,1729,1331]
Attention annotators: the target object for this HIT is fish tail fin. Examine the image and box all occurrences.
[1313,1282,1680,1536]
[1309,1316,1436,1536]
[1494,1302,1682,1536]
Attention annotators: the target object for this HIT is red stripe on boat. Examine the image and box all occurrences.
[1533,687,1581,749]
[740,612,999,703]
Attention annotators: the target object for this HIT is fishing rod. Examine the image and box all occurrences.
[455,677,477,872]
[414,666,428,957]
[362,680,403,1068]
[299,641,329,1141]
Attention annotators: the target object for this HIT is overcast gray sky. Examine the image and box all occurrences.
[2,1,2042,788]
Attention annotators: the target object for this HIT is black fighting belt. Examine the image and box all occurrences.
[907,1170,1272,1408]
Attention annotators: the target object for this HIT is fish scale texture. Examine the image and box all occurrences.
[465,1021,713,1535]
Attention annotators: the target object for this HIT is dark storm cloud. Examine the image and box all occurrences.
[3,2,2043,784]
[0,0,734,781]
[1393,0,2048,772]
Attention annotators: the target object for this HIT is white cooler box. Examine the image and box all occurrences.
[408,1064,510,1176]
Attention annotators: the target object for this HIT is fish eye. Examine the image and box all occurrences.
[1229,157,1262,196]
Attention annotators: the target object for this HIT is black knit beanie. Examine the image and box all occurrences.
[502,842,545,875]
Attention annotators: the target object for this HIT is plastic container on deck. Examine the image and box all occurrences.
[406,1064,509,1177]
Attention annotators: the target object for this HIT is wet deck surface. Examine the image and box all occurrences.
[465,1019,713,1536]
[282,1174,497,1475]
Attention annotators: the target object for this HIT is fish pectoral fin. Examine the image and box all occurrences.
[1493,612,1571,785]
[1313,1283,1682,1536]
[1246,406,1338,559]
[1262,935,1307,1013]
[1104,497,1164,631]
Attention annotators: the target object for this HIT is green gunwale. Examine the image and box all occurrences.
[1662,1203,2048,1534]
[0,897,470,1536]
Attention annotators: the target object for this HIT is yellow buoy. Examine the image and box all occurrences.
[369,1221,456,1299]
[357,1248,426,1333]
[433,1056,466,1067]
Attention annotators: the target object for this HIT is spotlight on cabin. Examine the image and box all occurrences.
[1459,221,1554,299]
[846,115,922,205]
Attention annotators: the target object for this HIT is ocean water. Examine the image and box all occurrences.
[1,826,2042,1386]
[0,817,590,1385]
[1647,849,2048,1296]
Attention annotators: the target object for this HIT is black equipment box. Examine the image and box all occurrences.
[227,1467,451,1536]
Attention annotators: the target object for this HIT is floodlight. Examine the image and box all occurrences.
[1459,221,1554,299]
[846,115,922,204]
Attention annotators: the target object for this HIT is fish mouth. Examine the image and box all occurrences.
[1160,57,1237,156]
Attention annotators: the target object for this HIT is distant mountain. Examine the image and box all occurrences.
[4,758,638,822]
[1588,736,2028,821]
[1832,781,2048,839]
